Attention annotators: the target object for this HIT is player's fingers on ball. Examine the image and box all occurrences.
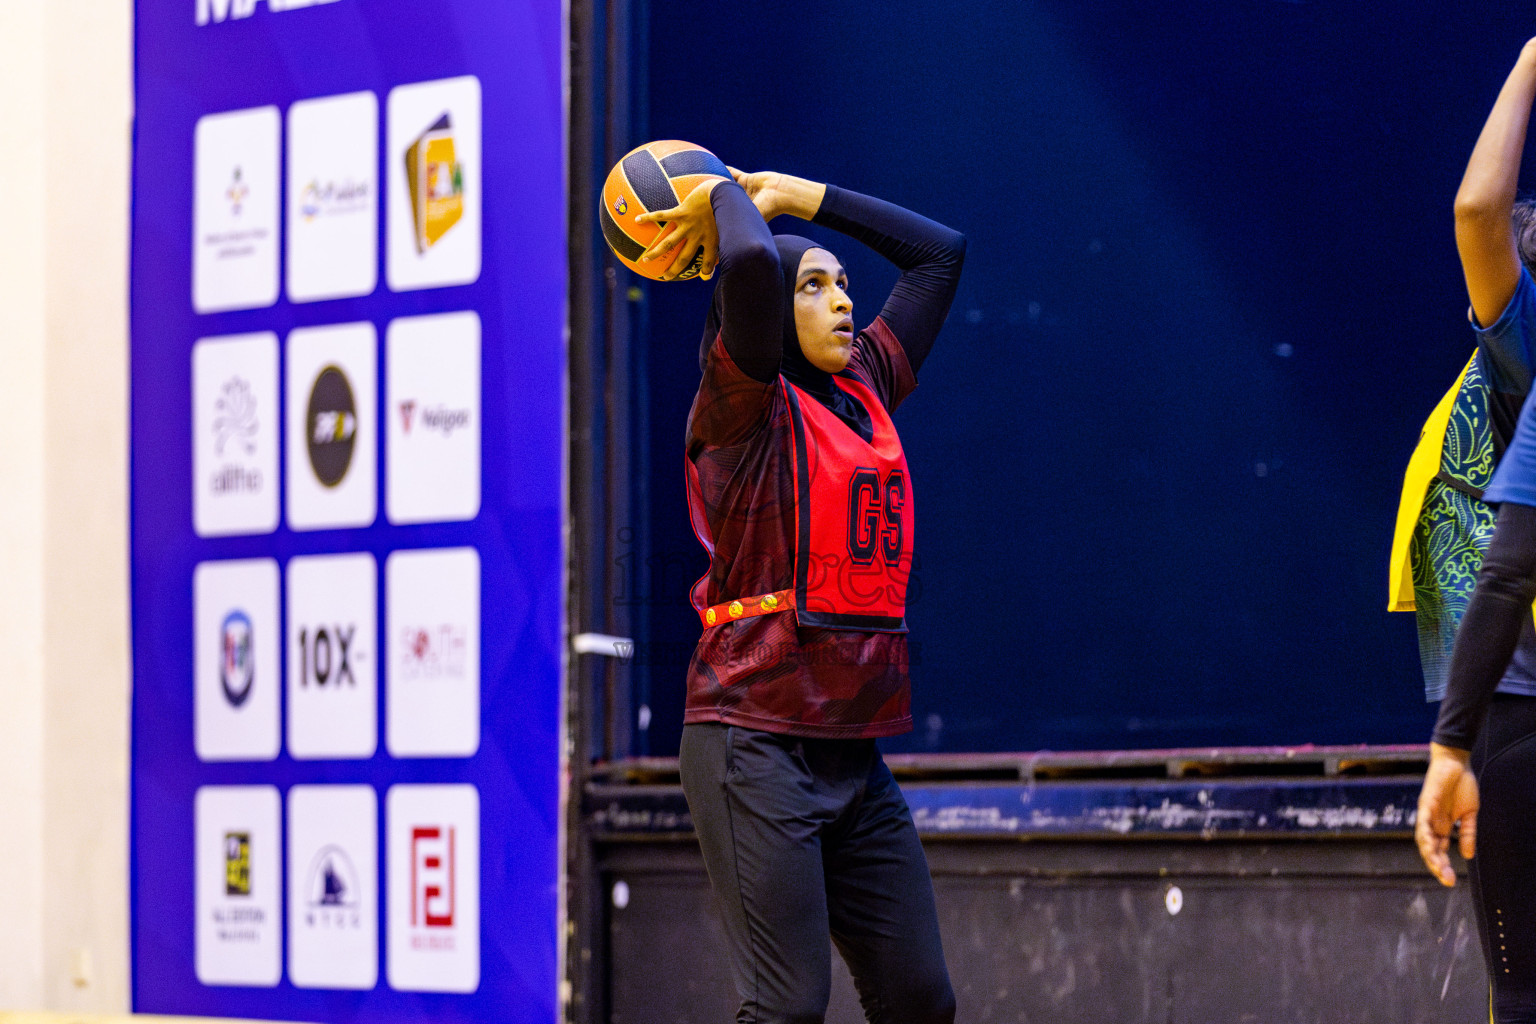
[639,224,679,262]
[636,204,682,226]
[654,233,688,279]
[664,236,697,280]
[727,166,746,185]
[699,238,719,280]
[662,228,691,260]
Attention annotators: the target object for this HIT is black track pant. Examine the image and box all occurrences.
[1471,694,1536,1023]
[679,723,956,1024]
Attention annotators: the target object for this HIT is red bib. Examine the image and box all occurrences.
[784,374,913,633]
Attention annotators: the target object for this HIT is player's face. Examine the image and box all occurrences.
[793,248,854,373]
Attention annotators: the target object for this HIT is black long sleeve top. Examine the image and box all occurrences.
[707,182,966,384]
[1434,501,1536,748]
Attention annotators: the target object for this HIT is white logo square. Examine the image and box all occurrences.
[386,784,479,993]
[193,332,279,537]
[194,106,279,313]
[287,552,377,759]
[195,785,281,987]
[288,785,378,989]
[386,312,481,524]
[195,559,281,761]
[287,92,379,303]
[386,547,480,757]
[286,322,377,531]
[386,77,481,292]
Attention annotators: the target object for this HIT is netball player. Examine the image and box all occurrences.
[1394,18,1536,693]
[634,167,964,1024]
[1417,36,1536,1024]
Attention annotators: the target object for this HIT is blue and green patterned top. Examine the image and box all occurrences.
[1412,270,1536,700]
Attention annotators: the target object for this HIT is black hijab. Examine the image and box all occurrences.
[699,233,873,440]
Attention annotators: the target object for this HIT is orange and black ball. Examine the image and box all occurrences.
[600,140,730,281]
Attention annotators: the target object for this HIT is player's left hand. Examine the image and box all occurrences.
[729,167,788,220]
[1415,743,1479,887]
[637,178,723,280]
[729,167,827,223]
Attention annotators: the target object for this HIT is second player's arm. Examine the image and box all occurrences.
[1456,38,1536,327]
[1415,501,1536,884]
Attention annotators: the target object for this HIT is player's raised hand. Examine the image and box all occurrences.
[1415,743,1480,887]
[728,167,788,220]
[728,167,830,224]
[637,177,724,280]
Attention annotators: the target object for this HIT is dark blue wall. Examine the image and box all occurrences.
[626,3,1536,755]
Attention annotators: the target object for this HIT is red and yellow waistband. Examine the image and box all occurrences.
[699,589,795,628]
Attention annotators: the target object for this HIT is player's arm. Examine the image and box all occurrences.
[639,179,783,383]
[648,180,783,448]
[1414,501,1536,884]
[1455,38,1536,328]
[733,169,966,374]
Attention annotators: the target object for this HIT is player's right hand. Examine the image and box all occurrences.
[637,178,724,280]
[1415,743,1479,887]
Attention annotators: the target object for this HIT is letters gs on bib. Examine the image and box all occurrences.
[847,469,906,566]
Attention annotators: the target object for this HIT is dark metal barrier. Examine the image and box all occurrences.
[582,746,1486,1024]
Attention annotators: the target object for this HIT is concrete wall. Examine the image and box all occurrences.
[0,0,133,1013]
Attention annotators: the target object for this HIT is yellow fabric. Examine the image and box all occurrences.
[1389,353,1477,612]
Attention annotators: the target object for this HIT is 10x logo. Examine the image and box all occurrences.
[285,552,376,758]
[296,625,358,687]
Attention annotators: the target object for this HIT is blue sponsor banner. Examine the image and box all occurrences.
[130,1,563,1021]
